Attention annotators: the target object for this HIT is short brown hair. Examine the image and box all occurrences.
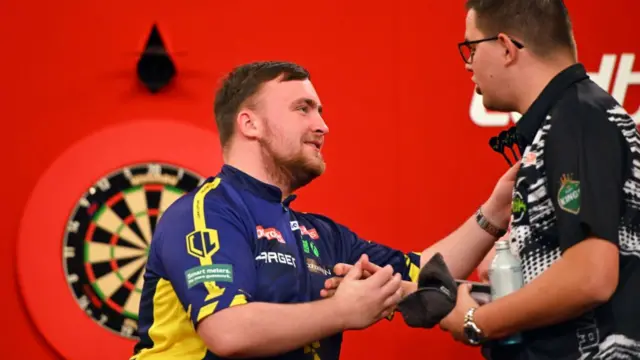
[466,0,576,59]
[213,61,310,149]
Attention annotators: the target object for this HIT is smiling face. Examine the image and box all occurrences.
[251,77,329,190]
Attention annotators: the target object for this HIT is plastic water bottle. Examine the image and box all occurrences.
[488,239,524,345]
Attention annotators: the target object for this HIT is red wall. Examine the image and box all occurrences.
[1,0,638,358]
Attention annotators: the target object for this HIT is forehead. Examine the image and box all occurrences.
[258,78,320,104]
[464,9,482,39]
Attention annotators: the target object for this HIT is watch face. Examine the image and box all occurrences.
[464,324,481,345]
[62,163,203,340]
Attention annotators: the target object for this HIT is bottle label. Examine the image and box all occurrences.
[489,268,524,300]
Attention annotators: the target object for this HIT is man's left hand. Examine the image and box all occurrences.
[439,283,480,344]
[320,259,417,299]
[320,258,377,298]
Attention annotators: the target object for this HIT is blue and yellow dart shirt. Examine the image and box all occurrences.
[131,164,421,360]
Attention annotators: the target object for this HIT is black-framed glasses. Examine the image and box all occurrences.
[458,36,524,64]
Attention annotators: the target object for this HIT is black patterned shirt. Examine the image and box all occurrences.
[485,64,640,360]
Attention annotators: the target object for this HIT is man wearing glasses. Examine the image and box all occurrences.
[438,0,640,359]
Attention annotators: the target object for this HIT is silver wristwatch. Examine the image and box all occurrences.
[463,307,486,345]
[475,207,507,238]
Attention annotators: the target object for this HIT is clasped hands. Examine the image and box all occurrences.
[321,254,481,344]
[320,254,417,301]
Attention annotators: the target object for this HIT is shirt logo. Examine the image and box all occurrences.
[558,174,580,215]
[293,222,321,256]
[300,226,319,240]
[256,226,286,244]
[186,229,220,260]
[185,264,234,288]
[512,191,527,223]
[302,239,320,257]
[522,151,537,166]
[255,251,297,268]
[305,258,331,276]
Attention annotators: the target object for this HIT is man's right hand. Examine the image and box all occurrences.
[330,254,403,330]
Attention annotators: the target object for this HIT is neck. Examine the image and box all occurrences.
[514,56,576,114]
[224,145,292,200]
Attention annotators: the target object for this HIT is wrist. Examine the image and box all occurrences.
[402,281,418,296]
[463,307,489,345]
[470,305,494,340]
[475,205,508,239]
[326,296,349,331]
[481,201,509,230]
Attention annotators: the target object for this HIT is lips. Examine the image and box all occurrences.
[305,139,323,150]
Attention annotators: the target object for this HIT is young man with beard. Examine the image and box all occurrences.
[434,1,640,359]
[131,61,516,360]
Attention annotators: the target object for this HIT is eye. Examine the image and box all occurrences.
[296,105,309,114]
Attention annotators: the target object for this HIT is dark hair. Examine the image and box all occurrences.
[465,0,576,59]
[213,61,310,149]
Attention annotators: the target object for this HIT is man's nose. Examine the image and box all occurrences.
[313,115,329,135]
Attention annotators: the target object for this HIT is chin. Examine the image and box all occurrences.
[483,98,516,113]
[482,95,502,112]
[303,158,326,178]
[283,155,326,191]
[303,149,326,173]
[479,88,517,113]
[313,161,326,176]
[482,98,497,111]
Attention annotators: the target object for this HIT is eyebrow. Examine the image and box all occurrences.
[293,98,323,114]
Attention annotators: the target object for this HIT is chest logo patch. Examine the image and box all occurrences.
[522,151,537,166]
[558,174,581,215]
[306,258,331,276]
[512,191,527,222]
[300,226,319,240]
[302,239,320,257]
[256,226,286,244]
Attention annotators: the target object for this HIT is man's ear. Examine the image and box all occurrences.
[498,33,520,66]
[236,109,261,140]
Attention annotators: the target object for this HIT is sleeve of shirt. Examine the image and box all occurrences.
[545,105,630,252]
[326,219,421,283]
[157,189,257,328]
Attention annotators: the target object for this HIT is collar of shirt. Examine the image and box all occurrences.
[218,164,298,206]
[514,63,589,149]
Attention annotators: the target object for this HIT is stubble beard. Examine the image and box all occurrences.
[259,130,325,195]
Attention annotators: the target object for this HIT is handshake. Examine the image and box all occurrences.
[319,253,467,332]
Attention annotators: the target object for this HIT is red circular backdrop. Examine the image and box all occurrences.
[16,120,222,360]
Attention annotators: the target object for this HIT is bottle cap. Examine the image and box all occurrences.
[495,239,510,250]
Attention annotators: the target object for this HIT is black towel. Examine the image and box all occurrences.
[397,252,458,328]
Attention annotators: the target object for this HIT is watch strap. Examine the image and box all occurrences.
[476,207,507,238]
[464,307,485,345]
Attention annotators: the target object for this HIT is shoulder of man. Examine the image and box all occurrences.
[549,79,630,137]
[154,178,255,249]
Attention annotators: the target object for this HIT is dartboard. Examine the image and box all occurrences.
[62,163,204,340]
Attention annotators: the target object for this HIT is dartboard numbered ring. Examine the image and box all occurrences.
[16,120,222,360]
[63,162,203,340]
